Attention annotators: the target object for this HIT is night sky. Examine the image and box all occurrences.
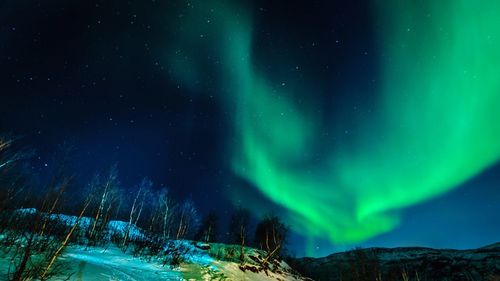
[1,0,499,257]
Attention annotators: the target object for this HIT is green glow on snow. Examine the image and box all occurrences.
[166,0,500,249]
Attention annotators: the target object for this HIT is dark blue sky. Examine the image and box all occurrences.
[1,0,498,257]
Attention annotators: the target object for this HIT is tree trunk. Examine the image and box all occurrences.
[11,233,34,281]
[239,225,245,262]
[40,199,91,280]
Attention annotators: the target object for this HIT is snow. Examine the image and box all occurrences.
[60,246,183,281]
[1,209,307,280]
[208,260,305,281]
[14,208,145,241]
[164,240,214,266]
[1,244,305,280]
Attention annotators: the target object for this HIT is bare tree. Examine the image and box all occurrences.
[3,140,73,281]
[158,188,174,240]
[0,135,32,213]
[9,178,74,281]
[145,191,159,235]
[39,177,71,237]
[195,211,218,243]
[39,187,95,280]
[229,206,250,261]
[145,187,173,240]
[254,215,289,266]
[0,136,29,170]
[87,165,120,246]
[174,199,199,240]
[122,178,151,247]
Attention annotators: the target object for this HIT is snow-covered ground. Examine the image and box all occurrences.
[0,244,306,280]
[0,209,307,280]
[15,208,145,241]
[57,246,183,281]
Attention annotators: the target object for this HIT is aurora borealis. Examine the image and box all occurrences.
[168,0,500,249]
[1,0,499,257]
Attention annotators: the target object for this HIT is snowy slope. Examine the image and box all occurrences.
[0,244,306,281]
[1,210,308,280]
[58,246,183,281]
[15,208,145,241]
[293,245,500,281]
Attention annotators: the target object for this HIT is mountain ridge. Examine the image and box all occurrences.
[290,243,500,281]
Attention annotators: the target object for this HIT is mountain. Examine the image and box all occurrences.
[290,244,500,281]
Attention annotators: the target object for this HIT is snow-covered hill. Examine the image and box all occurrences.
[37,245,304,281]
[0,209,308,280]
[292,245,500,281]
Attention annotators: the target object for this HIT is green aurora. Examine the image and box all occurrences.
[167,0,500,249]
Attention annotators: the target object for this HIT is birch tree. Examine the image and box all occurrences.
[158,188,174,240]
[254,215,289,266]
[145,187,174,240]
[195,211,218,243]
[87,164,120,246]
[122,177,151,247]
[174,199,199,240]
[39,188,94,280]
[229,206,250,261]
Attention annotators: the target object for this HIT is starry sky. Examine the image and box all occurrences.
[1,0,499,257]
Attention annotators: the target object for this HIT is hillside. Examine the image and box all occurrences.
[0,244,304,280]
[0,241,307,280]
[0,209,307,280]
[291,245,500,281]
